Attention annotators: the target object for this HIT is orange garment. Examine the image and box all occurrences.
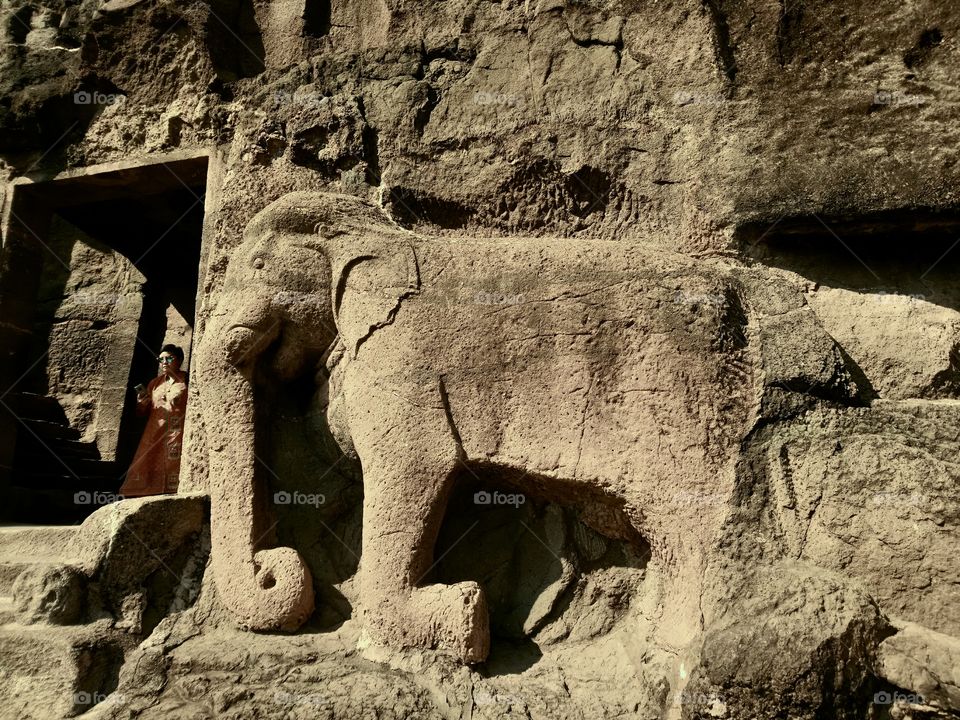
[120,372,188,497]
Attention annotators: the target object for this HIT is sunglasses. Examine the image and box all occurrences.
[158,356,176,364]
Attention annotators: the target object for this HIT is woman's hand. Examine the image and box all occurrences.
[135,383,152,414]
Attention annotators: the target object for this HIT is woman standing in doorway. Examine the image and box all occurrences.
[120,344,188,497]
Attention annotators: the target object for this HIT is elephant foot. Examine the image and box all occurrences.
[412,581,490,663]
[644,547,708,652]
[366,581,490,664]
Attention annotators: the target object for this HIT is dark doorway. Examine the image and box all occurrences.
[0,154,209,523]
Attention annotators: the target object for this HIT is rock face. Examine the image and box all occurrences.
[0,0,959,717]
[877,620,960,716]
[688,563,893,720]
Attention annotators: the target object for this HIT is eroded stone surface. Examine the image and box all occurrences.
[11,563,85,625]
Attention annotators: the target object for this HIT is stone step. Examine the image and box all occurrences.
[11,459,122,484]
[1,489,113,525]
[0,560,62,595]
[11,474,122,489]
[0,525,80,561]
[0,526,80,594]
[18,417,81,442]
[14,436,101,460]
[0,620,125,719]
[9,462,122,485]
[8,392,69,425]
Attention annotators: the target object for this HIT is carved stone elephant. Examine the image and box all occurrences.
[196,191,759,663]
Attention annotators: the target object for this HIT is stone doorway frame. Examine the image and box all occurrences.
[0,148,221,513]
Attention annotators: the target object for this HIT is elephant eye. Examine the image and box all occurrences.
[252,257,265,269]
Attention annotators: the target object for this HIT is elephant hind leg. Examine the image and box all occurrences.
[352,396,489,663]
[636,520,710,653]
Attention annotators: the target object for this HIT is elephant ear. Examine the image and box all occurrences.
[328,234,420,356]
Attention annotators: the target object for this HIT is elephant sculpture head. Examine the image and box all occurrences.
[197,192,419,632]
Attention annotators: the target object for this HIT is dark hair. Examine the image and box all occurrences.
[160,344,185,365]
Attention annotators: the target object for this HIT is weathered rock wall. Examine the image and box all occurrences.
[28,215,145,451]
[4,0,959,239]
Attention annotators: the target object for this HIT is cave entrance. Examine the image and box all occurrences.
[0,152,212,523]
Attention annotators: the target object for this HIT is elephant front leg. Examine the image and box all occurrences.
[351,394,490,663]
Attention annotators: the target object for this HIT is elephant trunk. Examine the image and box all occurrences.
[198,317,315,631]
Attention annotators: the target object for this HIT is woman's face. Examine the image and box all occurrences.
[158,351,181,375]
